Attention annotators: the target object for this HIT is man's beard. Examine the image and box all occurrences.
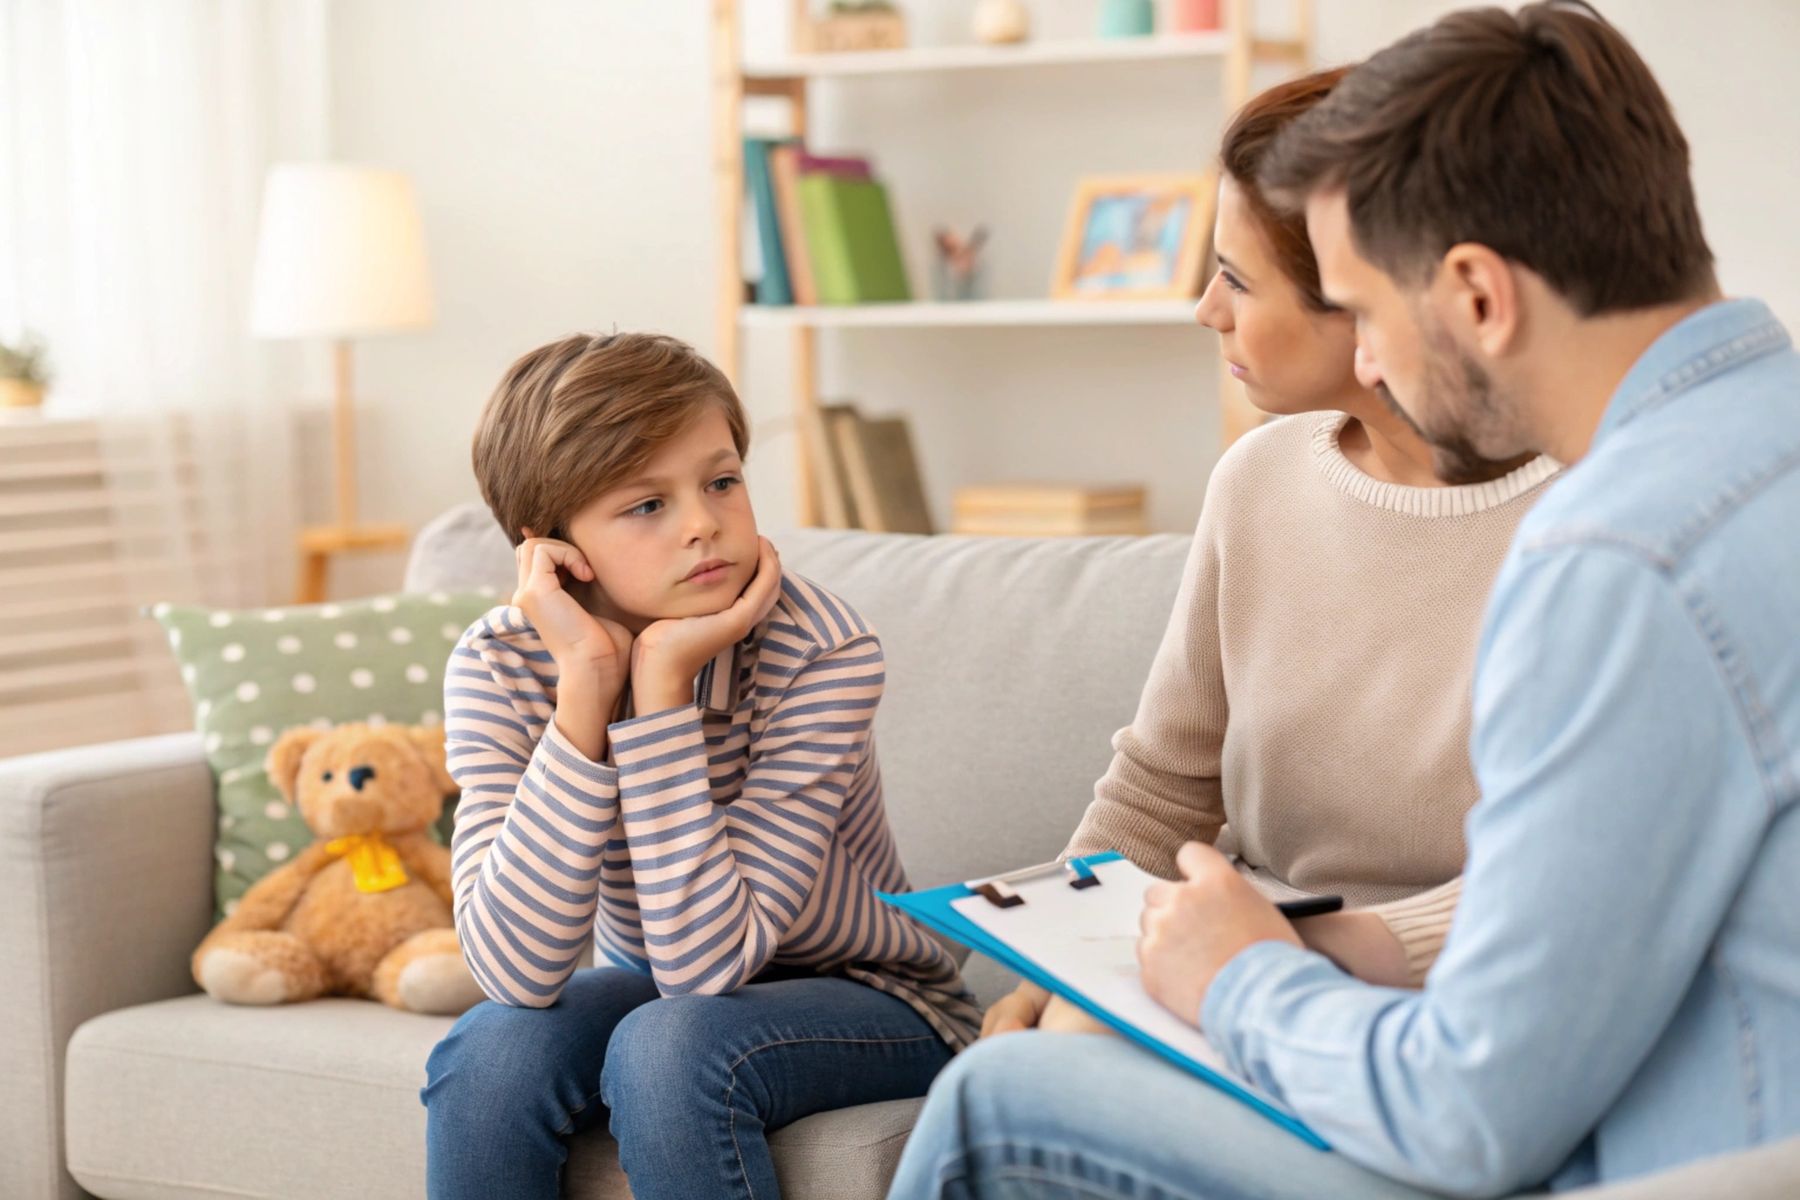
[1377,344,1528,485]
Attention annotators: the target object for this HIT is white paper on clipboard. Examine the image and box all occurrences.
[950,855,1239,1077]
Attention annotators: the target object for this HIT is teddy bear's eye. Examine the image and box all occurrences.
[322,771,334,782]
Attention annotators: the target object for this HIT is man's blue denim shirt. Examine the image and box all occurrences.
[1202,298,1800,1197]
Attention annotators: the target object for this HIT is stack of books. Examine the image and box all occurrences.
[803,403,934,534]
[951,484,1149,537]
[744,138,911,306]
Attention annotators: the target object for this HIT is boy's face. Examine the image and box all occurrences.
[561,407,759,632]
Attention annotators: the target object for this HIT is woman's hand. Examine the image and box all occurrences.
[981,982,1112,1039]
[512,529,633,704]
[1040,995,1112,1036]
[1290,910,1414,988]
[980,981,1050,1038]
[631,537,782,713]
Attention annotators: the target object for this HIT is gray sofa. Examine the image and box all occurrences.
[5,502,1796,1199]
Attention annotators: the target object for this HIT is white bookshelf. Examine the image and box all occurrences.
[715,0,1314,526]
[743,32,1235,81]
[739,299,1200,330]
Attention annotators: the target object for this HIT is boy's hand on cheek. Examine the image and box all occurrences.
[630,538,782,715]
[514,529,633,700]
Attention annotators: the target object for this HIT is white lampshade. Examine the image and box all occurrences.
[248,163,435,339]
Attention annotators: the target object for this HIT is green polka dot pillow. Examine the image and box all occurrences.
[151,590,500,919]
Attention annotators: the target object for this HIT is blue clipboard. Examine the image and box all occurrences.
[879,850,1329,1151]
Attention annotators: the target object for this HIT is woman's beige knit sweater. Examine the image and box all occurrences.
[1065,411,1560,985]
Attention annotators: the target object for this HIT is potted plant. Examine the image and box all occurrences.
[0,332,50,409]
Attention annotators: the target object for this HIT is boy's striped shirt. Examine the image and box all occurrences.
[442,569,979,1048]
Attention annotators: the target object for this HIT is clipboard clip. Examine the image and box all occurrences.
[967,856,1103,909]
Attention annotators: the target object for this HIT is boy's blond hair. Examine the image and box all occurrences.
[472,332,750,547]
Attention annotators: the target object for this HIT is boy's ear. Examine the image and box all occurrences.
[265,727,325,804]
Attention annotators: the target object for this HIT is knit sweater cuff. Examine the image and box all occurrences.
[1365,877,1462,987]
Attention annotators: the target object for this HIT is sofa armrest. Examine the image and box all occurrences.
[0,732,215,1200]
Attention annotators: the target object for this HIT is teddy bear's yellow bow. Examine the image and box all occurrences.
[323,833,410,893]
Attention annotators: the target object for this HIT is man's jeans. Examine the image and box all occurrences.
[423,966,951,1199]
[887,1031,1511,1200]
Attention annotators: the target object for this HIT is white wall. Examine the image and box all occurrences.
[322,0,1800,598]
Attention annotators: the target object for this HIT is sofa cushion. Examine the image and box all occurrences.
[150,591,497,917]
[403,505,1192,1003]
[65,994,924,1199]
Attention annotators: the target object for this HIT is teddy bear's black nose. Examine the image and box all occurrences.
[348,765,376,792]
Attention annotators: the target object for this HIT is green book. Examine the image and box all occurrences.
[797,173,911,305]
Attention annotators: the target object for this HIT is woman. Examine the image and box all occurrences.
[979,68,1558,1039]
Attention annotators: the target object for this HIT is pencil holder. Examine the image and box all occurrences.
[932,258,985,302]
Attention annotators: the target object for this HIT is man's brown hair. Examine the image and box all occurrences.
[1218,67,1352,312]
[1258,1,1714,316]
[472,332,749,547]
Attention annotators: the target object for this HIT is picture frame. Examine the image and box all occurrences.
[1051,172,1217,300]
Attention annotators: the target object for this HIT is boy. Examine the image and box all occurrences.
[422,332,977,1200]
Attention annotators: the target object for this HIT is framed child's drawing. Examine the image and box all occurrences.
[1051,173,1216,300]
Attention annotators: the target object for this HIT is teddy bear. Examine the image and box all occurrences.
[191,721,485,1016]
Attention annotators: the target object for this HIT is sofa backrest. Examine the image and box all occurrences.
[406,504,1191,1001]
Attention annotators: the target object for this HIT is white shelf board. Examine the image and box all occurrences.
[743,33,1232,81]
[738,299,1198,329]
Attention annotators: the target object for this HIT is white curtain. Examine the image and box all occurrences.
[0,0,329,609]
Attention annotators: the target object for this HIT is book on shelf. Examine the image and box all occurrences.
[744,137,798,305]
[952,483,1149,537]
[954,482,1147,517]
[799,171,911,304]
[953,513,1149,536]
[743,138,910,306]
[802,401,862,529]
[768,144,819,307]
[797,151,873,180]
[812,404,934,535]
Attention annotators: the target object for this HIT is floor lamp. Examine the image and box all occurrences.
[249,162,434,603]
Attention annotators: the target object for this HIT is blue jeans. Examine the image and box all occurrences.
[422,966,953,1200]
[887,1031,1461,1200]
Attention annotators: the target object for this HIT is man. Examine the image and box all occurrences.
[887,4,1800,1197]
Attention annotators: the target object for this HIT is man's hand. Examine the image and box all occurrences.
[513,530,633,702]
[1137,841,1302,1027]
[631,537,782,713]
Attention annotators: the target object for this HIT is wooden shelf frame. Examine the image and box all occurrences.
[713,0,1315,526]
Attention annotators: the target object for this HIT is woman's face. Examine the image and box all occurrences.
[1194,175,1359,417]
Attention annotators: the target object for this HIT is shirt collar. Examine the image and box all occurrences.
[1592,298,1790,450]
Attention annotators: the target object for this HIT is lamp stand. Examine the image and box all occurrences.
[293,339,411,603]
[333,339,358,526]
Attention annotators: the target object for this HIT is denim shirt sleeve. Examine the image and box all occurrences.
[1200,543,1769,1198]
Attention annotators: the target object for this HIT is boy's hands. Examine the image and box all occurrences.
[512,529,633,703]
[631,537,783,715]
